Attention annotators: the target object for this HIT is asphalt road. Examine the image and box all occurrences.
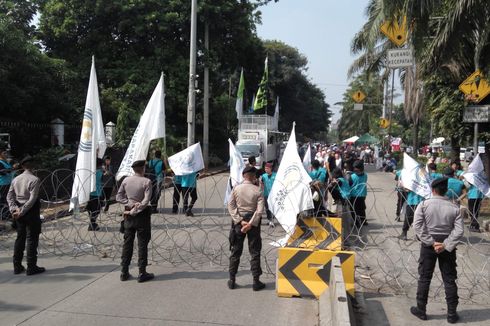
[0,172,318,326]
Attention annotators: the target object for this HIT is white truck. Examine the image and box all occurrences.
[235,115,287,168]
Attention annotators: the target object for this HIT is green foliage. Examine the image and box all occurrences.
[337,73,383,140]
[32,146,69,170]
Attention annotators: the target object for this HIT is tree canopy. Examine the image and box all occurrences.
[1,0,330,158]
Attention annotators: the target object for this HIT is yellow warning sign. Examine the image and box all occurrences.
[379,118,390,129]
[287,216,342,251]
[277,248,355,298]
[380,16,407,47]
[459,70,490,103]
[352,91,366,103]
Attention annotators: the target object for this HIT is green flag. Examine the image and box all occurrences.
[253,57,268,111]
[235,68,245,119]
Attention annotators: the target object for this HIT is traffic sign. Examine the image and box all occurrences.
[353,103,363,111]
[463,105,490,123]
[459,70,490,103]
[387,49,413,68]
[379,118,390,129]
[380,16,407,47]
[352,91,366,103]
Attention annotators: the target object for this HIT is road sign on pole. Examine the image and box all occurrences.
[463,105,490,123]
[352,91,366,103]
[353,103,363,111]
[379,118,390,129]
[459,70,490,103]
[387,49,414,68]
[380,16,407,47]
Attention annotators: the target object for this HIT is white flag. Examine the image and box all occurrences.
[273,97,280,129]
[116,73,166,180]
[168,143,204,176]
[224,139,245,205]
[268,123,314,246]
[70,57,107,209]
[400,153,432,198]
[463,154,490,196]
[302,144,311,172]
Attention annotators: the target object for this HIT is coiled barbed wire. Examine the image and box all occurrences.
[0,169,488,304]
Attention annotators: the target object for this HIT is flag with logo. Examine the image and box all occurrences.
[268,123,314,246]
[235,68,245,120]
[302,144,311,172]
[70,57,107,209]
[253,57,268,111]
[224,139,245,205]
[400,153,432,198]
[116,73,166,180]
[168,143,204,176]
[463,154,490,196]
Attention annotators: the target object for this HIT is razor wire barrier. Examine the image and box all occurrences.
[0,169,488,305]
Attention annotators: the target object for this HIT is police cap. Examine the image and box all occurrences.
[443,167,454,176]
[131,160,146,168]
[20,155,35,165]
[242,165,257,176]
[431,176,448,188]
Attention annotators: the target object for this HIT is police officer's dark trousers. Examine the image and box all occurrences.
[121,207,151,273]
[229,219,262,280]
[416,235,458,312]
[13,200,41,269]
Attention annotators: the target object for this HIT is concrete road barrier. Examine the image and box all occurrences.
[319,256,352,326]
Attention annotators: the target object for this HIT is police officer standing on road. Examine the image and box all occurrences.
[411,177,464,324]
[116,160,154,283]
[227,166,265,291]
[7,156,45,275]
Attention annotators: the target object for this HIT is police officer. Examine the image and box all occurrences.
[411,177,464,324]
[7,156,45,275]
[227,166,265,291]
[116,160,154,283]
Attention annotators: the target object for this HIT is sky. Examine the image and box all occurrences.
[256,0,399,123]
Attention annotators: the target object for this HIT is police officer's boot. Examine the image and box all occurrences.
[26,265,46,276]
[252,277,265,291]
[227,275,236,290]
[137,267,154,283]
[410,303,427,320]
[447,305,459,324]
[13,263,26,275]
[120,266,131,281]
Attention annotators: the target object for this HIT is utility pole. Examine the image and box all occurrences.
[203,22,209,167]
[387,69,395,147]
[187,0,197,147]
